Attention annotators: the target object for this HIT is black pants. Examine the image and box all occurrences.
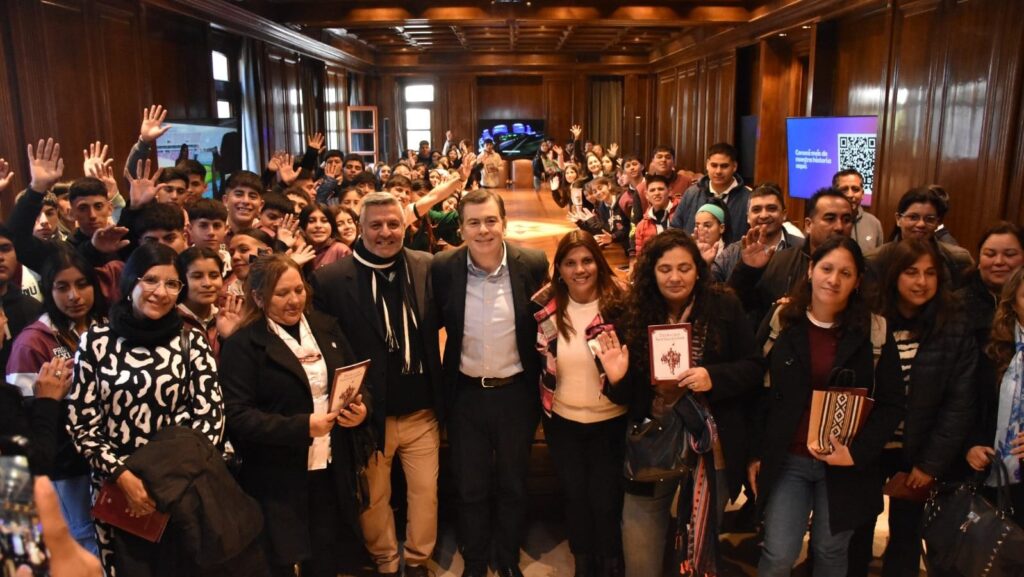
[450,379,540,570]
[543,412,627,556]
[267,470,344,577]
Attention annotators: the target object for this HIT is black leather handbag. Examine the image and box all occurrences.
[623,395,706,483]
[922,460,1024,577]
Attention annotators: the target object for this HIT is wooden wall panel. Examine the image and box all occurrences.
[876,4,942,223]
[543,76,573,145]
[932,0,1022,248]
[95,3,146,167]
[622,74,654,159]
[9,0,101,177]
[145,8,212,121]
[655,73,676,154]
[476,76,543,119]
[442,75,475,149]
[676,63,701,170]
[703,54,736,159]
[0,4,25,203]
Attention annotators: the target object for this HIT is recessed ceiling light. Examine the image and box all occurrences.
[778,33,787,37]
[802,25,811,29]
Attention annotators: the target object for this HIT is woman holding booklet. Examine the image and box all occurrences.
[596,229,761,577]
[220,254,370,577]
[847,238,976,577]
[749,236,905,577]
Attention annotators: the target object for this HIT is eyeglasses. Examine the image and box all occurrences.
[899,213,940,226]
[137,276,184,294]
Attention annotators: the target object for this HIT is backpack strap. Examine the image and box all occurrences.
[761,306,784,388]
[867,313,887,398]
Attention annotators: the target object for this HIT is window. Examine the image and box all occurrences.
[216,100,231,119]
[403,82,434,151]
[211,51,230,82]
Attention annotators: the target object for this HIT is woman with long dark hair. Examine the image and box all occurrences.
[299,203,350,271]
[6,248,108,555]
[66,243,224,576]
[531,230,627,576]
[847,239,976,577]
[600,229,761,577]
[965,266,1024,527]
[220,254,370,577]
[177,246,242,359]
[750,236,904,577]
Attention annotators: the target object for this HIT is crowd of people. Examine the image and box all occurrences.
[0,103,1022,577]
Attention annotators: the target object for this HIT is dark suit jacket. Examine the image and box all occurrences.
[431,243,549,403]
[311,249,444,439]
[219,311,367,565]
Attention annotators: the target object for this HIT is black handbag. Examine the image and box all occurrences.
[922,459,1024,577]
[623,395,702,483]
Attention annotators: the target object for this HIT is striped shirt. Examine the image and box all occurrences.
[885,326,920,449]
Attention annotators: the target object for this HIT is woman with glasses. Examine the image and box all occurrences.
[220,254,370,577]
[866,187,974,289]
[66,243,224,576]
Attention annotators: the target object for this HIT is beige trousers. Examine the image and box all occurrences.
[359,408,440,572]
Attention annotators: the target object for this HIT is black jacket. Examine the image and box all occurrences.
[0,288,42,376]
[431,243,549,404]
[728,243,810,330]
[605,290,762,498]
[891,313,977,478]
[220,311,370,565]
[752,311,906,533]
[127,426,265,571]
[956,270,997,350]
[311,249,443,439]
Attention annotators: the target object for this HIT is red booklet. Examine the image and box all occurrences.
[91,481,169,542]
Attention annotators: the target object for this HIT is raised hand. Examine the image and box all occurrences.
[595,232,612,247]
[288,244,316,267]
[739,224,774,269]
[216,293,244,340]
[128,158,162,207]
[324,158,342,179]
[87,161,119,200]
[82,141,112,177]
[593,328,629,385]
[307,132,325,152]
[33,358,73,401]
[459,152,477,180]
[91,225,130,254]
[551,144,564,158]
[570,124,583,140]
[27,138,65,193]
[609,142,619,157]
[266,150,286,173]
[0,158,13,192]
[277,153,298,184]
[445,130,453,141]
[276,213,299,247]
[139,104,171,143]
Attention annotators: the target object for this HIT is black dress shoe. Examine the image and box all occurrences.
[495,565,525,577]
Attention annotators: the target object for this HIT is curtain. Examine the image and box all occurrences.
[391,80,405,163]
[239,38,263,172]
[588,77,624,151]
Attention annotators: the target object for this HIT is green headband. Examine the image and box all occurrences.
[697,203,726,225]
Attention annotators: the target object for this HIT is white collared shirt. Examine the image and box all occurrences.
[459,243,523,378]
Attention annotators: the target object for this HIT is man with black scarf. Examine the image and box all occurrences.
[311,192,443,577]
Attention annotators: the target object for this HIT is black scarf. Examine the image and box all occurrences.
[351,239,423,374]
[109,301,183,347]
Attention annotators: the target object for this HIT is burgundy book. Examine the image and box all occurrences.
[91,481,169,542]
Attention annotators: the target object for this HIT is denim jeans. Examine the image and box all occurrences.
[621,479,678,577]
[758,455,853,577]
[52,474,99,556]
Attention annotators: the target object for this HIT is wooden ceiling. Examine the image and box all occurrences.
[240,0,761,56]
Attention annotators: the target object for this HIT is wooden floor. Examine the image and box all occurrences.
[335,187,910,576]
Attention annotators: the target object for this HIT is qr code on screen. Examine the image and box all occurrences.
[837,134,876,192]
